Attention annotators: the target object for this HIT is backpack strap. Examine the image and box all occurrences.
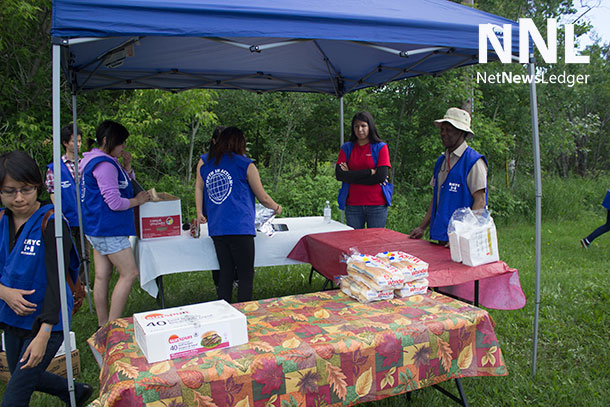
[40,208,79,291]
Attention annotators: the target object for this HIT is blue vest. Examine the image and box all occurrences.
[200,153,255,236]
[81,156,135,236]
[47,160,79,227]
[0,204,79,331]
[429,147,488,241]
[337,141,392,210]
[602,187,610,210]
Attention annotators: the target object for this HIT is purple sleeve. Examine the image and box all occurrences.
[92,162,131,211]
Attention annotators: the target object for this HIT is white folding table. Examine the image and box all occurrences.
[134,216,352,305]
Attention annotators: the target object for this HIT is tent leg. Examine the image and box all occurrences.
[53,43,77,407]
[528,56,542,377]
[339,97,345,224]
[71,93,94,314]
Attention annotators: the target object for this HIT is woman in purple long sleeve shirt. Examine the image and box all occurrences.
[80,121,149,327]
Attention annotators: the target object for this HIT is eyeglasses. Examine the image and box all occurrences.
[0,185,37,198]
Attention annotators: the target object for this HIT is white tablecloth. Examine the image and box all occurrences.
[135,217,352,297]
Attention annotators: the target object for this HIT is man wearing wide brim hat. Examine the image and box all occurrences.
[410,107,488,243]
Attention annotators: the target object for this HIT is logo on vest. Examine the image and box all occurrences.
[205,169,233,204]
[448,182,460,193]
[61,180,71,188]
[118,178,129,190]
[21,239,41,256]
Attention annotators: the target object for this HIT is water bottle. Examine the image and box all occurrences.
[323,201,331,223]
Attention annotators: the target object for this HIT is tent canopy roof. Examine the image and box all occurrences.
[52,0,521,95]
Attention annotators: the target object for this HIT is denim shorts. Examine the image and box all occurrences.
[86,235,131,255]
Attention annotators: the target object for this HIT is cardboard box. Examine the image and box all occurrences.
[2,331,76,357]
[137,192,182,239]
[0,349,80,383]
[134,300,248,363]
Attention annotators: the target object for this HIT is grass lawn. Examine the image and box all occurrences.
[2,217,608,406]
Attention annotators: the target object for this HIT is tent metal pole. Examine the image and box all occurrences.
[53,44,77,407]
[339,97,345,224]
[71,94,93,313]
[528,55,542,377]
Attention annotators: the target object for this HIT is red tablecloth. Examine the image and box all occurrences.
[287,228,526,310]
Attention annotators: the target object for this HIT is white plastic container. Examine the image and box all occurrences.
[459,222,500,267]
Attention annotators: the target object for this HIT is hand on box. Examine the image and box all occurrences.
[136,190,150,205]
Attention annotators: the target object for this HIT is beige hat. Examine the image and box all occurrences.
[434,107,474,137]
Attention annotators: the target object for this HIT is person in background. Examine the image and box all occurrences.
[198,127,281,303]
[410,107,488,244]
[0,151,93,407]
[580,186,610,248]
[336,111,392,229]
[45,123,91,285]
[195,126,227,289]
[80,120,150,327]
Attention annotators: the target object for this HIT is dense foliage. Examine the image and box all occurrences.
[1,0,608,224]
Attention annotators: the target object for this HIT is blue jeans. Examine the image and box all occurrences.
[345,205,388,229]
[2,330,86,407]
[585,209,610,244]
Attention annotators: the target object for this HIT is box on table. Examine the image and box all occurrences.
[459,222,500,267]
[137,192,182,239]
[0,349,80,383]
[2,331,76,357]
[134,300,248,364]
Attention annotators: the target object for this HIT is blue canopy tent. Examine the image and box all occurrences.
[50,1,542,405]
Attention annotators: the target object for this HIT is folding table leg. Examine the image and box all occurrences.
[432,378,469,406]
[474,280,479,307]
[321,278,334,291]
[156,276,165,308]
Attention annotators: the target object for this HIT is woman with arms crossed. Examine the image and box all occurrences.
[336,111,392,229]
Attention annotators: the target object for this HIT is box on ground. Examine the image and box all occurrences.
[137,192,182,239]
[134,300,248,364]
[0,349,80,383]
[2,331,76,357]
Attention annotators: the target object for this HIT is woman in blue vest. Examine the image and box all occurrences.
[198,127,281,303]
[0,151,92,407]
[80,121,150,327]
[195,126,227,289]
[580,186,610,248]
[336,111,392,229]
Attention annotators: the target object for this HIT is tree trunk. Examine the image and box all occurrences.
[186,116,201,183]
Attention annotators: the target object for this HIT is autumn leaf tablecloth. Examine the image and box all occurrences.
[87,290,507,407]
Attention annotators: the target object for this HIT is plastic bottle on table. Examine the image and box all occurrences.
[324,200,331,223]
